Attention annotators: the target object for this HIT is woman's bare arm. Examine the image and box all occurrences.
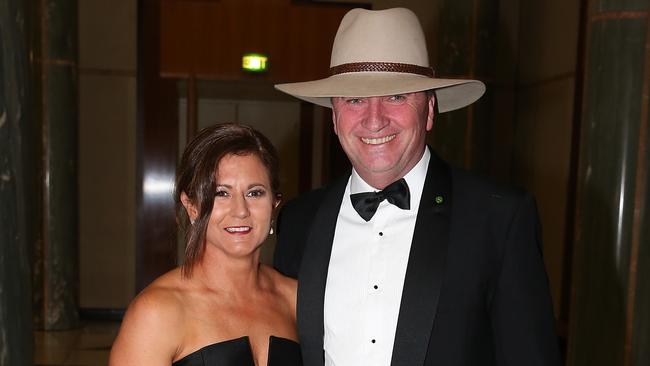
[109,287,184,366]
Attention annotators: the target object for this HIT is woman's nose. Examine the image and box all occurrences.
[231,195,250,218]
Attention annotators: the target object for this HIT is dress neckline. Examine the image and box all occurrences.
[172,335,298,365]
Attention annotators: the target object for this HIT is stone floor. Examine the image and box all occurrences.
[34,321,120,366]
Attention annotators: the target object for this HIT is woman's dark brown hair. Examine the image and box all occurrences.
[174,123,280,277]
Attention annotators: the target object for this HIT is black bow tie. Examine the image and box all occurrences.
[350,178,410,221]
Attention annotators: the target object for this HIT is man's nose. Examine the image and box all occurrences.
[361,97,389,131]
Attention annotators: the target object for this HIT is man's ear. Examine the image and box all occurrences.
[331,99,339,135]
[180,192,198,222]
[332,110,339,135]
[426,93,435,131]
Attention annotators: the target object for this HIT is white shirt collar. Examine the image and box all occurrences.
[349,147,431,209]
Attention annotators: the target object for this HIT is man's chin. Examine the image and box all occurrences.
[357,162,403,178]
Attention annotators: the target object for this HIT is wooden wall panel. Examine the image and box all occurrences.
[159,0,358,81]
[137,0,179,292]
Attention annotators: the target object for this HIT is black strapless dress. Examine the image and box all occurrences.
[172,336,302,366]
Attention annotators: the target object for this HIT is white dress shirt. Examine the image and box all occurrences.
[323,148,431,366]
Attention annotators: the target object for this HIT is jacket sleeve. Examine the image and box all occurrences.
[490,193,562,366]
[273,188,327,279]
[273,203,301,278]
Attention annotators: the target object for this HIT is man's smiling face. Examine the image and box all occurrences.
[331,91,434,189]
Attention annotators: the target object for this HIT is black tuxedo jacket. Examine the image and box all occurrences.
[274,151,561,366]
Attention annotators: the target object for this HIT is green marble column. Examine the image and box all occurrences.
[0,0,34,364]
[568,1,649,366]
[632,168,649,365]
[32,0,79,330]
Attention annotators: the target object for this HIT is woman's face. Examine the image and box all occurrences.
[204,153,275,258]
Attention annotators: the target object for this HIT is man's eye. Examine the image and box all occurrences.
[345,98,363,104]
[247,189,266,198]
[387,94,406,102]
[215,190,229,197]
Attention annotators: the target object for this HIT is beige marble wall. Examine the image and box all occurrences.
[513,0,581,316]
[78,0,136,308]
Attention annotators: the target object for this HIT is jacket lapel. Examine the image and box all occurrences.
[390,152,452,366]
[297,175,349,366]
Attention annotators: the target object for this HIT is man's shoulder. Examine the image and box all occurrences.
[274,179,347,278]
[428,149,528,203]
[281,174,348,214]
[282,185,331,213]
[446,167,539,242]
[449,166,531,208]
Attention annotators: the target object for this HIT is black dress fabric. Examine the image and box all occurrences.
[172,336,302,366]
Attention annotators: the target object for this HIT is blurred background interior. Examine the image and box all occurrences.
[1,0,648,365]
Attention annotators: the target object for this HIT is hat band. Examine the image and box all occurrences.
[330,62,434,78]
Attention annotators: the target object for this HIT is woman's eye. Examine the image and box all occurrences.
[215,190,229,197]
[247,189,266,198]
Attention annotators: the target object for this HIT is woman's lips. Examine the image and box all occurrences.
[224,226,252,234]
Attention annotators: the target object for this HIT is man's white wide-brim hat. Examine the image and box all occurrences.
[275,8,485,113]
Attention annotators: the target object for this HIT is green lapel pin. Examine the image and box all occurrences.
[435,195,444,204]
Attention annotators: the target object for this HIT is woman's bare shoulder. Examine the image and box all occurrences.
[109,268,187,365]
[131,268,187,319]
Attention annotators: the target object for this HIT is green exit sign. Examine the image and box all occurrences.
[242,53,268,72]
